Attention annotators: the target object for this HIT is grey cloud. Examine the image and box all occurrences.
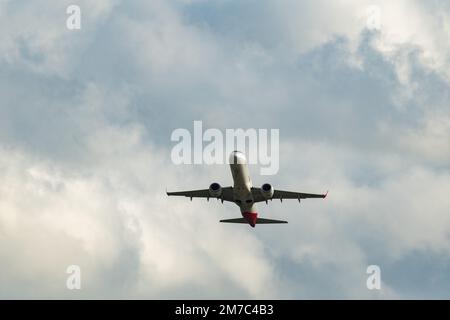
[0,0,449,299]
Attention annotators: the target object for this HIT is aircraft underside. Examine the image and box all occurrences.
[167,151,327,228]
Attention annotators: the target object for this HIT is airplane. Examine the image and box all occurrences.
[167,151,328,228]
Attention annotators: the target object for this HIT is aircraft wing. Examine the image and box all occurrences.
[220,218,288,224]
[167,187,234,202]
[251,187,327,203]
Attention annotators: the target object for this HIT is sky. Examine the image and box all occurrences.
[0,0,449,299]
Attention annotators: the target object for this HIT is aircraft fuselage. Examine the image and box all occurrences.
[229,151,258,227]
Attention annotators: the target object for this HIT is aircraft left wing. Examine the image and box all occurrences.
[167,187,234,202]
[251,187,327,203]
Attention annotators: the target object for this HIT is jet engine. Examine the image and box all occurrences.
[209,183,222,197]
[261,183,274,199]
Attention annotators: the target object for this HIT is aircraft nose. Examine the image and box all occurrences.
[229,151,247,164]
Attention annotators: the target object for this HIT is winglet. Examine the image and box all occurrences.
[324,190,329,199]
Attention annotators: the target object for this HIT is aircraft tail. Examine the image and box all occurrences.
[220,218,288,224]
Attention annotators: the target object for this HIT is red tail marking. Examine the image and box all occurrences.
[242,212,258,228]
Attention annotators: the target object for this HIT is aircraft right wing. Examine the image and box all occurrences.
[251,187,327,203]
[167,186,234,202]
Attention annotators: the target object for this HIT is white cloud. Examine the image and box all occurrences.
[384,113,450,165]
[0,0,449,299]
[0,0,119,77]
[251,0,450,87]
[280,139,450,256]
[0,111,279,298]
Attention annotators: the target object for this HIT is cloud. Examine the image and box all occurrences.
[378,112,450,166]
[0,0,449,299]
[0,0,118,77]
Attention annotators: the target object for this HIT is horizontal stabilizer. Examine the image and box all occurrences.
[256,218,288,224]
[220,218,247,224]
[220,218,288,224]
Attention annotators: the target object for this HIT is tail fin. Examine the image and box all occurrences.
[220,218,288,224]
